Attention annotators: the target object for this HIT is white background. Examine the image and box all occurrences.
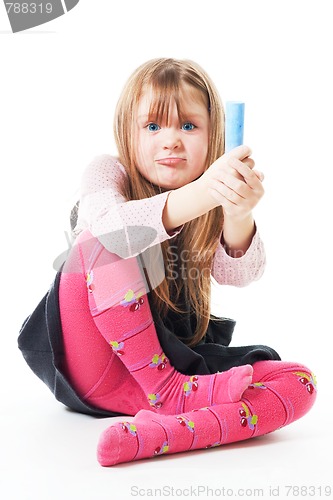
[0,1,332,499]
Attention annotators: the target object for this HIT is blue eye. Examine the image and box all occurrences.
[182,122,195,131]
[147,123,160,132]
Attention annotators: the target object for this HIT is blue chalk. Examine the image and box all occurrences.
[225,101,245,152]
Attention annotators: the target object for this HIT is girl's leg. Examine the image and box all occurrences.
[74,230,252,415]
[97,360,317,466]
[59,240,151,416]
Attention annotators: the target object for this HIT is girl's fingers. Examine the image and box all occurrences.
[226,145,252,161]
[228,158,264,189]
[253,169,264,181]
[208,186,237,211]
[218,173,250,199]
[208,173,264,216]
[209,179,244,206]
[242,157,255,170]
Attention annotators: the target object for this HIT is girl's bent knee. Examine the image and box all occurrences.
[252,360,316,382]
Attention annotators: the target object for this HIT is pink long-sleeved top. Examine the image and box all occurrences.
[74,155,266,287]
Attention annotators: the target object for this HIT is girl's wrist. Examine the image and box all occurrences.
[222,213,256,257]
[162,177,220,233]
[223,211,254,225]
[196,175,220,211]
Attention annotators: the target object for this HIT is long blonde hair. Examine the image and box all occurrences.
[114,58,225,347]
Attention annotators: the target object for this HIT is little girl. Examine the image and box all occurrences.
[19,58,316,466]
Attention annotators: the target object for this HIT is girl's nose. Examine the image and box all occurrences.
[162,128,181,150]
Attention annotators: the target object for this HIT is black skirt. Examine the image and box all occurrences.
[150,291,280,376]
[18,272,280,418]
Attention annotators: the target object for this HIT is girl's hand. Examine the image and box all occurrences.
[201,145,264,220]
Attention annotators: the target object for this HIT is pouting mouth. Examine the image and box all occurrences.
[155,157,186,165]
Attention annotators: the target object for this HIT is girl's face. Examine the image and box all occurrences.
[134,84,210,190]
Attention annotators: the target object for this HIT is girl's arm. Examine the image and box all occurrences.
[162,145,266,286]
[163,185,256,256]
[163,145,264,257]
[161,176,217,230]
[220,213,256,257]
[163,181,265,287]
[75,155,184,258]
